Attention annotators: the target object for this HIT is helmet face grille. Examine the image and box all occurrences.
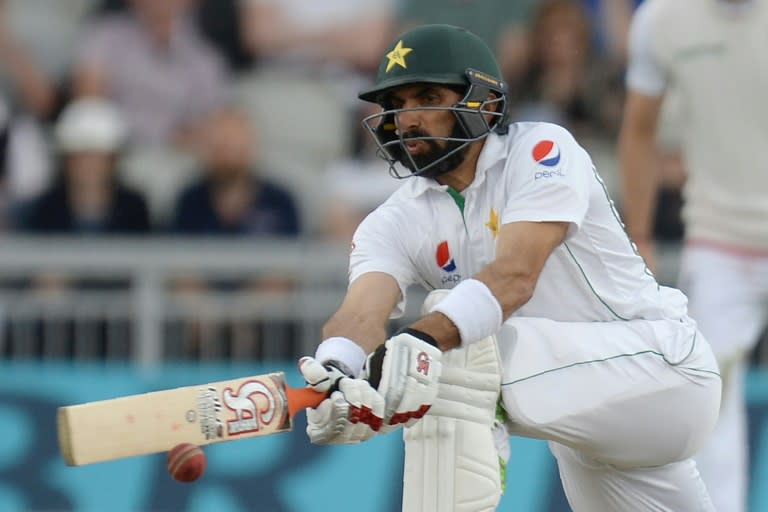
[358,25,509,179]
[361,94,506,179]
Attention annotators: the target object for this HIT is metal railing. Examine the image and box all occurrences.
[0,236,356,365]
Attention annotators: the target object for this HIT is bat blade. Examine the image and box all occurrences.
[57,372,325,466]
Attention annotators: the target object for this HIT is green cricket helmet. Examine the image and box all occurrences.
[359,24,509,179]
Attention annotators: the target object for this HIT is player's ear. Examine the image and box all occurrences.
[486,92,499,112]
[481,93,500,127]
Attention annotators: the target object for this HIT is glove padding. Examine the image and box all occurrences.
[299,356,385,444]
[363,331,443,429]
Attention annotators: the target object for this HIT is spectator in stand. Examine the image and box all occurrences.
[0,0,95,212]
[167,107,300,358]
[195,0,253,72]
[73,0,229,148]
[321,103,401,245]
[236,0,395,235]
[169,108,299,236]
[98,0,253,73]
[17,98,150,234]
[514,0,625,140]
[580,0,638,64]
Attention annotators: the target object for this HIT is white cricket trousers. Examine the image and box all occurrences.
[496,316,721,512]
[678,243,768,512]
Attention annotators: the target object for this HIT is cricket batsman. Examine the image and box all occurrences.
[298,24,721,511]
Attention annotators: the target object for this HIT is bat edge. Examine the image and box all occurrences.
[57,406,78,466]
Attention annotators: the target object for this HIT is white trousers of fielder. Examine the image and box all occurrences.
[679,243,768,512]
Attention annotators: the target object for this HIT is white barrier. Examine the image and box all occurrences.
[0,236,355,365]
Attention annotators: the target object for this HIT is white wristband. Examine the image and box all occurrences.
[315,336,367,377]
[430,279,503,346]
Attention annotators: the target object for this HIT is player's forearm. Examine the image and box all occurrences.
[617,93,664,243]
[409,312,462,351]
[321,311,389,355]
[474,265,536,318]
[319,271,401,354]
[618,132,659,243]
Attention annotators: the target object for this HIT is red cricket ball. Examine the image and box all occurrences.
[167,443,207,483]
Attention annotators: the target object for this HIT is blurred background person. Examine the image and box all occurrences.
[12,97,149,343]
[73,0,232,228]
[617,1,768,510]
[17,98,149,235]
[166,108,301,360]
[236,0,395,235]
[320,103,401,245]
[99,0,254,73]
[168,108,299,237]
[73,0,229,149]
[0,0,95,215]
[580,0,638,65]
[514,0,625,141]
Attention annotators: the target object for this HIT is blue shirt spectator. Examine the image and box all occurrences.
[171,180,298,236]
[169,108,300,236]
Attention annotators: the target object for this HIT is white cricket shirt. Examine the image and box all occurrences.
[626,0,768,249]
[350,122,689,321]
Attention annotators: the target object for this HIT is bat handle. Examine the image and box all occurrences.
[286,386,328,418]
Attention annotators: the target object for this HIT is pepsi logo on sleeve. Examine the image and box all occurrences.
[532,140,561,167]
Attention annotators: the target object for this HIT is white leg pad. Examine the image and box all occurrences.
[402,290,504,512]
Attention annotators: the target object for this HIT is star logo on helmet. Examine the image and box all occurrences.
[385,40,413,73]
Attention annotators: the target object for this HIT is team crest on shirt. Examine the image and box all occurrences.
[532,140,561,167]
[485,208,499,239]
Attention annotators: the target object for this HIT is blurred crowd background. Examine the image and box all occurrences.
[0,0,763,366]
[0,0,643,241]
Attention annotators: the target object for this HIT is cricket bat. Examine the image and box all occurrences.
[57,372,326,466]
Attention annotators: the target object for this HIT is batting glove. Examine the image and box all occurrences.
[298,356,385,445]
[362,328,443,429]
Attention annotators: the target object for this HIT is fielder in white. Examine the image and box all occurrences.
[299,24,721,511]
[618,1,768,510]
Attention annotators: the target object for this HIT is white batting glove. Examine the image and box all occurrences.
[299,355,348,393]
[362,329,443,429]
[298,357,385,444]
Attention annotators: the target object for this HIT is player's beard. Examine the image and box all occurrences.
[392,124,470,179]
